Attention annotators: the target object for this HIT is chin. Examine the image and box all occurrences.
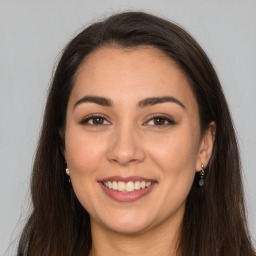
[105,221,151,235]
[92,211,154,235]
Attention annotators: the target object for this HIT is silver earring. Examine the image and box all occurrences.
[199,164,205,187]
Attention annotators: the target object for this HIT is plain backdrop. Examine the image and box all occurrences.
[1,0,255,254]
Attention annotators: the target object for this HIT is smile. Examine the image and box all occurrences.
[99,176,156,202]
[102,181,152,193]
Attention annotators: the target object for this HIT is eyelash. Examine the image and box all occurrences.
[80,114,111,126]
[80,114,176,127]
[144,115,176,127]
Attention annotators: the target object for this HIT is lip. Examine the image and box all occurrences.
[98,176,157,202]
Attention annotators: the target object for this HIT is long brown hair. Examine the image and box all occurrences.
[17,12,255,255]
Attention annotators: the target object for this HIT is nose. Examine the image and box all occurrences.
[107,124,146,166]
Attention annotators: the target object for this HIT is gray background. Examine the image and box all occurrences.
[1,0,255,254]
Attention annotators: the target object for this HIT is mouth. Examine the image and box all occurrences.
[102,180,153,193]
[98,176,157,202]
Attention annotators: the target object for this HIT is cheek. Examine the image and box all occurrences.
[64,128,107,212]
[147,132,198,214]
[148,129,199,190]
[149,129,199,168]
[64,127,106,176]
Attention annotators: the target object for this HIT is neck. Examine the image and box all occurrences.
[89,216,181,256]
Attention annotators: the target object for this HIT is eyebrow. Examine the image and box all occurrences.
[73,96,113,110]
[73,95,185,110]
[137,96,186,109]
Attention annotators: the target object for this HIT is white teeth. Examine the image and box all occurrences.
[135,181,141,190]
[126,181,135,192]
[107,181,112,189]
[117,181,126,192]
[103,180,152,192]
[146,182,151,187]
[112,181,118,190]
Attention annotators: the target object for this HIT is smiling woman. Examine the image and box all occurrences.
[17,12,255,256]
[64,46,210,241]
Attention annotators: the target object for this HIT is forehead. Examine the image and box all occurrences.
[70,46,197,111]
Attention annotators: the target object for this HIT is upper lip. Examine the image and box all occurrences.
[98,176,157,183]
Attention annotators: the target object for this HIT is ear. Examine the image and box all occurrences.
[196,121,216,172]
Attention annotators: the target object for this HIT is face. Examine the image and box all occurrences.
[64,46,212,235]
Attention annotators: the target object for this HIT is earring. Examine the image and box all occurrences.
[66,168,71,182]
[199,164,205,187]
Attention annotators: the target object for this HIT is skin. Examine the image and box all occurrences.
[63,46,215,256]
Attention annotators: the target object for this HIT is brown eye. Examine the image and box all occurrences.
[80,115,111,126]
[153,118,166,125]
[145,116,175,127]
[92,117,105,125]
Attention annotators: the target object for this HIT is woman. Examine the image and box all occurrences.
[18,12,255,255]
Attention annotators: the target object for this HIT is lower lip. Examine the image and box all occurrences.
[99,182,155,202]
